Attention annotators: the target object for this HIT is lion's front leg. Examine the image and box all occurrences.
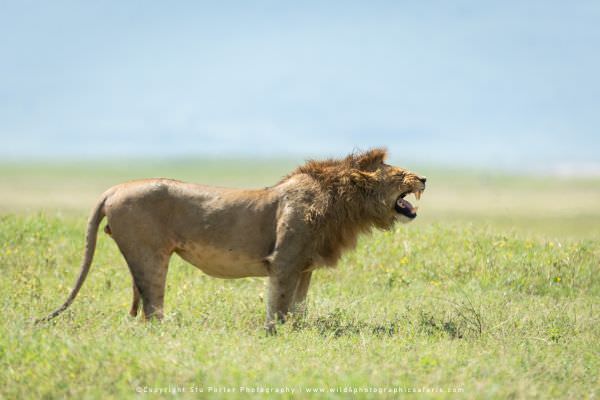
[264,204,313,334]
[291,270,312,316]
[265,271,300,334]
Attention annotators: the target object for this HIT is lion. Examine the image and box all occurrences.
[37,148,426,332]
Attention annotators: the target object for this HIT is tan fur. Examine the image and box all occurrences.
[37,148,426,332]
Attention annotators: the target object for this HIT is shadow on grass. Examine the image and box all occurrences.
[290,300,485,340]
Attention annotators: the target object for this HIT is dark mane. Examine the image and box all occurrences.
[284,147,388,184]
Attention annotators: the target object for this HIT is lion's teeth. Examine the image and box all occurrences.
[415,191,421,200]
[413,206,419,212]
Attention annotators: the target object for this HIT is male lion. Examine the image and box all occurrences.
[38,148,426,331]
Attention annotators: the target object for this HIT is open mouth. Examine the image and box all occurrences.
[394,190,423,219]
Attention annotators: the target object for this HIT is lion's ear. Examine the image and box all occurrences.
[354,148,387,171]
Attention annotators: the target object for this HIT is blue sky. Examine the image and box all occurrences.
[1,1,599,169]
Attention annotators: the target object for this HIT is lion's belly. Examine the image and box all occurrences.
[176,244,269,279]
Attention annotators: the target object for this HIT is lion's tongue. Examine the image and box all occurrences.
[396,197,417,217]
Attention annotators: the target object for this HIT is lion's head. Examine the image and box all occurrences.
[356,149,427,227]
[348,149,427,229]
[291,147,426,227]
[283,148,426,265]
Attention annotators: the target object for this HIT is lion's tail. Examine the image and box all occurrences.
[35,195,107,324]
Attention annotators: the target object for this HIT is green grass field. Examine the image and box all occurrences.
[1,161,599,399]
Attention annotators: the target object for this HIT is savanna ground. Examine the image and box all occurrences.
[0,160,599,399]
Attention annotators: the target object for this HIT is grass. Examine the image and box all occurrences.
[1,160,599,399]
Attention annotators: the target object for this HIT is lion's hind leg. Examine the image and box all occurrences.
[129,255,170,320]
[116,243,171,321]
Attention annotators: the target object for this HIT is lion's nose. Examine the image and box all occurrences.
[419,176,427,183]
